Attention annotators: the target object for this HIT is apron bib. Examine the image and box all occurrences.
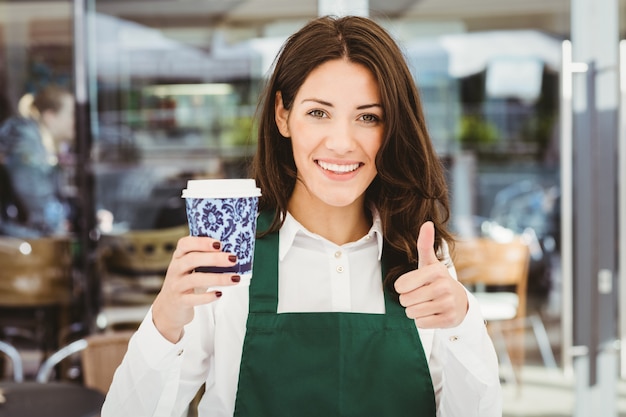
[233,213,436,417]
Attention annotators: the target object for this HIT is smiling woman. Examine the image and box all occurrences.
[102,15,502,417]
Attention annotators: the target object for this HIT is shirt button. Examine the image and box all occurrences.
[336,266,344,273]
[449,336,459,342]
[334,251,342,258]
[177,349,184,356]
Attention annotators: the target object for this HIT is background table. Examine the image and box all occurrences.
[0,381,105,417]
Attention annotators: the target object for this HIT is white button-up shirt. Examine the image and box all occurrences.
[102,212,502,417]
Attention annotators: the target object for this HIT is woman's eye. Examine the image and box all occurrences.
[361,114,380,123]
[308,109,326,118]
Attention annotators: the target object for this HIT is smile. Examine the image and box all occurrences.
[316,160,362,173]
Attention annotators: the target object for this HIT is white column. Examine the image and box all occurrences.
[570,0,620,416]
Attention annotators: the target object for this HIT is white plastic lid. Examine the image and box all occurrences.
[181,179,261,199]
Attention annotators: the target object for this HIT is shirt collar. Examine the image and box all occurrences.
[278,209,384,261]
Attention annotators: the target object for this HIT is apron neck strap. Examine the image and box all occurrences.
[249,211,279,312]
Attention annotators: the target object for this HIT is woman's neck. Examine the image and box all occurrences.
[287,193,371,246]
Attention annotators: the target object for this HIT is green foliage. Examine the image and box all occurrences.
[458,116,499,148]
[230,116,257,147]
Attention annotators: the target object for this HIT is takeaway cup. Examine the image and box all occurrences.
[182,179,261,276]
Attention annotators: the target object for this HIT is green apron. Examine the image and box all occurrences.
[233,213,436,417]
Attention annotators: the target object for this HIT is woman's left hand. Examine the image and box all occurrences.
[394,221,468,329]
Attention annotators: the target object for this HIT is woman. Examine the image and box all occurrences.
[102,16,501,416]
[0,84,74,237]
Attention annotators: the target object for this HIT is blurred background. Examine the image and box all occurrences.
[0,1,624,416]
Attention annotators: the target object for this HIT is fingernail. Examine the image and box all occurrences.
[212,241,221,249]
[215,291,223,298]
[228,255,237,262]
[231,275,241,283]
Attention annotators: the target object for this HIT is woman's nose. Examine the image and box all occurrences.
[324,120,355,154]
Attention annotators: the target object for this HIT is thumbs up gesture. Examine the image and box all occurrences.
[394,221,468,329]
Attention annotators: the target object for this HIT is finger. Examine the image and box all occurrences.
[417,221,439,269]
[398,268,454,307]
[183,271,241,293]
[394,268,430,295]
[172,251,238,276]
[412,305,464,329]
[398,278,443,307]
[167,235,238,278]
[402,296,458,328]
[402,280,469,328]
[173,236,223,259]
[177,289,225,308]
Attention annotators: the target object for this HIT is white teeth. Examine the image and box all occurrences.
[317,161,360,173]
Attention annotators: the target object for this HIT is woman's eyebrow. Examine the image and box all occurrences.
[301,98,382,110]
[357,103,382,110]
[301,98,332,106]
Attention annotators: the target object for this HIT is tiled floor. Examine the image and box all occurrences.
[502,365,626,417]
[499,293,626,417]
[502,365,575,417]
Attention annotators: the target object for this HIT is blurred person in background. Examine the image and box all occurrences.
[0,84,75,237]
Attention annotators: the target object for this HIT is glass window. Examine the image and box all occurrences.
[0,4,571,412]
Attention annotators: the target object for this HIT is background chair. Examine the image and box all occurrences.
[96,226,187,331]
[36,330,133,394]
[0,236,73,361]
[453,236,557,385]
[0,340,24,381]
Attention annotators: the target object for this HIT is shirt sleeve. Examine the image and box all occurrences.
[428,241,503,417]
[431,292,503,417]
[101,308,211,417]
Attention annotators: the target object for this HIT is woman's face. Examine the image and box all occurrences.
[275,59,384,210]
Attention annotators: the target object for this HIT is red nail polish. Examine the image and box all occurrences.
[228,255,237,262]
[212,242,221,249]
[231,275,241,283]
[215,291,223,297]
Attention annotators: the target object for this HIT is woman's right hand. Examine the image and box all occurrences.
[151,236,240,343]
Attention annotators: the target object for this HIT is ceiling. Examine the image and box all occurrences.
[93,0,573,34]
[1,0,625,38]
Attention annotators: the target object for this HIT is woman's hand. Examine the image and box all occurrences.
[151,236,240,343]
[394,222,468,329]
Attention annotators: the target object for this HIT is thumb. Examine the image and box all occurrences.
[417,221,439,269]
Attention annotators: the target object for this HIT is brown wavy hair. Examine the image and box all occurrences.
[32,85,72,115]
[250,15,453,289]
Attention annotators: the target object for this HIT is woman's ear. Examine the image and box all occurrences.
[275,91,290,138]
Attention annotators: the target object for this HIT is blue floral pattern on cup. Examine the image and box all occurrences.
[185,196,259,275]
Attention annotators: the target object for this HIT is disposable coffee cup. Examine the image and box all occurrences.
[182,179,261,276]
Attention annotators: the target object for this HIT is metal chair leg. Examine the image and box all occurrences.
[528,314,558,368]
